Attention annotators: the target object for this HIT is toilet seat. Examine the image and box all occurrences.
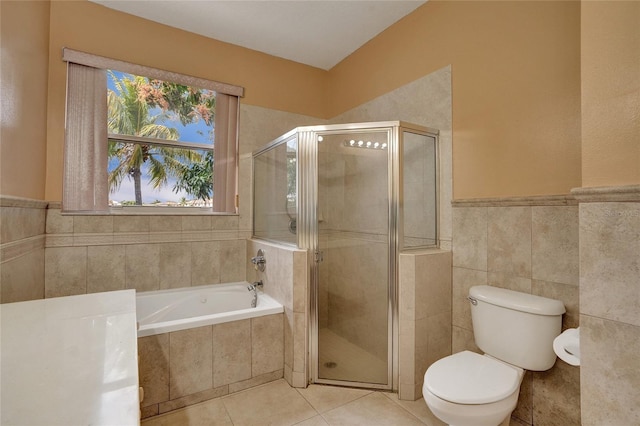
[424,351,522,405]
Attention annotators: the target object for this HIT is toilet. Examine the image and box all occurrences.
[423,285,565,426]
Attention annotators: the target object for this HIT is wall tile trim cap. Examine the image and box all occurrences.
[452,194,576,208]
[571,185,640,202]
[0,195,49,209]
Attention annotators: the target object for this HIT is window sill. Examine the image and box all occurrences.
[60,207,238,216]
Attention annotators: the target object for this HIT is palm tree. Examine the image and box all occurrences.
[107,71,201,205]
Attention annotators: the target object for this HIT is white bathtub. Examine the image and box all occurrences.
[136,282,283,337]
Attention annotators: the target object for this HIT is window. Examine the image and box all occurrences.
[62,49,243,213]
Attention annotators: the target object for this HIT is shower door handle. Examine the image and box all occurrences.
[314,250,324,263]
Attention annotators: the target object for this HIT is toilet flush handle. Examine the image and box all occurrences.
[467,296,478,306]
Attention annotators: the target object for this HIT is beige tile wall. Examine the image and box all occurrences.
[451,197,581,425]
[576,191,640,425]
[138,313,284,418]
[44,208,248,296]
[331,65,453,251]
[322,233,389,360]
[316,135,390,363]
[247,239,309,388]
[398,249,452,401]
[0,196,47,303]
[39,102,319,298]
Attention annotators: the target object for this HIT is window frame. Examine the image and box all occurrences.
[62,48,243,215]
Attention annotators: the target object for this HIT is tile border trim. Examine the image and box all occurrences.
[451,194,576,207]
[0,195,49,209]
[45,230,247,248]
[571,184,640,202]
[1,235,46,263]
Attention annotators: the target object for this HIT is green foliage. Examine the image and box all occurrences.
[107,71,212,205]
[173,151,214,202]
[137,80,216,126]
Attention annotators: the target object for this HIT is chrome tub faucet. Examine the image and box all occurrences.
[247,280,263,308]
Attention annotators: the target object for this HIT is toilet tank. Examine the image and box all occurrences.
[469,285,565,371]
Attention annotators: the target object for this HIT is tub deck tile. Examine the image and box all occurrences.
[169,326,213,399]
[213,319,252,387]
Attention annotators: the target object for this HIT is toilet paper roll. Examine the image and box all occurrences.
[553,327,580,366]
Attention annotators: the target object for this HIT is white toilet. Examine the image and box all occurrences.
[423,285,565,426]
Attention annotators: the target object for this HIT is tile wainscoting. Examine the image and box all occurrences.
[452,195,581,426]
[44,204,249,297]
[0,196,47,303]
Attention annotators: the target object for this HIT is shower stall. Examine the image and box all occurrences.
[253,121,439,389]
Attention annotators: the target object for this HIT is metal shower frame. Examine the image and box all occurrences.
[252,121,440,390]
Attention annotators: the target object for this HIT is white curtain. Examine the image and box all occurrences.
[63,63,108,212]
[213,93,239,213]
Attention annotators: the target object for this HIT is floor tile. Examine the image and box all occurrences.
[294,415,331,426]
[297,384,372,413]
[382,392,445,426]
[141,397,232,426]
[322,392,425,425]
[222,379,318,426]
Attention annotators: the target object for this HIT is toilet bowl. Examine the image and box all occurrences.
[423,351,524,426]
[422,286,564,426]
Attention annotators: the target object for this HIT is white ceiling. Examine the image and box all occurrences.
[89,0,426,70]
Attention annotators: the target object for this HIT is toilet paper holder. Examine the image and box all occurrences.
[553,327,580,366]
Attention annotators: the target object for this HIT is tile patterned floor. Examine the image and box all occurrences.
[141,379,447,426]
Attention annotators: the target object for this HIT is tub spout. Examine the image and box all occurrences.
[247,280,263,308]
[247,280,263,292]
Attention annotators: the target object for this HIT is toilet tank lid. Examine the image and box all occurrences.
[469,285,565,316]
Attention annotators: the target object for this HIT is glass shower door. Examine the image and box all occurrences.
[315,129,391,386]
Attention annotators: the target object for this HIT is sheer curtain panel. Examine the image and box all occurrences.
[63,63,109,212]
[213,93,239,213]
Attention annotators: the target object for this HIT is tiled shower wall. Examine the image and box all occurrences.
[321,233,388,361]
[331,65,453,252]
[246,239,309,389]
[452,196,581,425]
[317,138,390,362]
[398,249,452,401]
[0,196,47,303]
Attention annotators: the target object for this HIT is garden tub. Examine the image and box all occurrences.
[136,281,283,337]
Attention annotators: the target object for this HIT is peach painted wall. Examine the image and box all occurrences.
[44,0,328,201]
[328,1,582,199]
[10,1,632,201]
[0,1,50,200]
[581,1,640,187]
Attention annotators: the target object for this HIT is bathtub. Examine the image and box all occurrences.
[136,282,283,337]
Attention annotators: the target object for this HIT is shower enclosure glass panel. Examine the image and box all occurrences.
[253,134,298,245]
[402,132,438,249]
[317,130,390,385]
[252,121,439,390]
